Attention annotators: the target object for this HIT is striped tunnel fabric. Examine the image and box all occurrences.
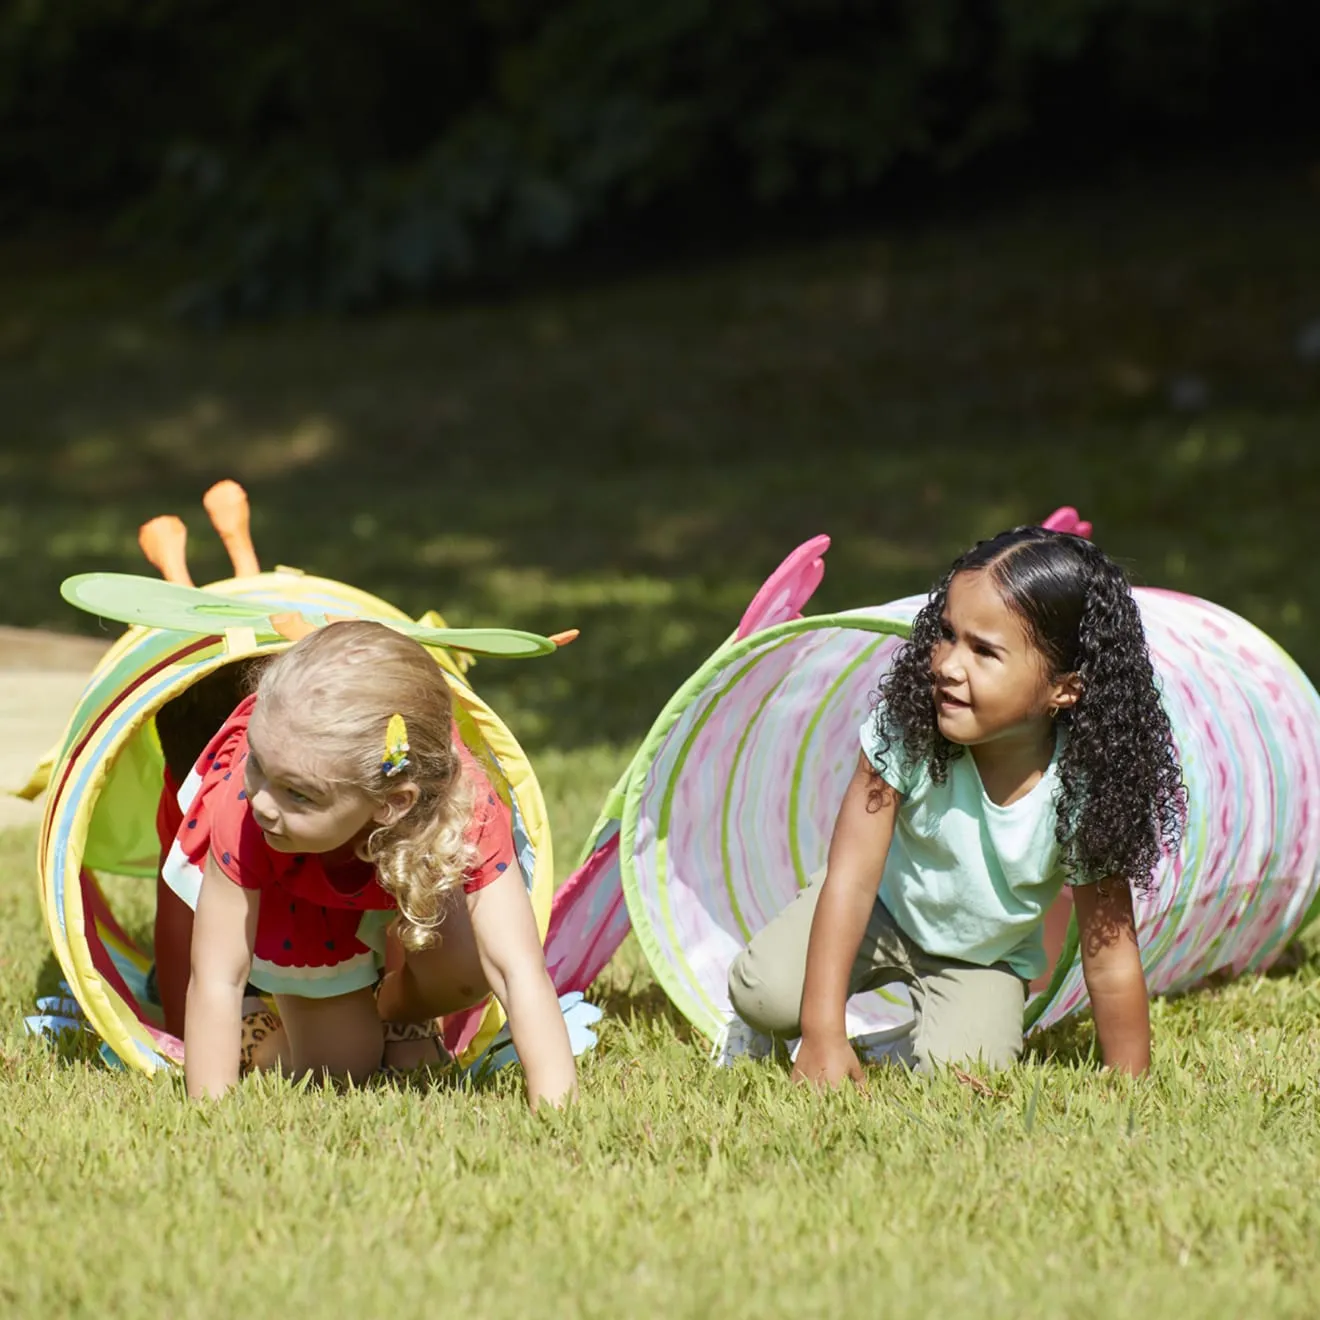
[618,593,1320,1045]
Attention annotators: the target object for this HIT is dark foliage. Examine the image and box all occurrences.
[3,0,1316,315]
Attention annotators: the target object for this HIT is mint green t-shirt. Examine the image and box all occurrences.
[860,713,1089,980]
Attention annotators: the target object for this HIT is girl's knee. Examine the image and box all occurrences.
[727,948,802,1038]
[278,990,384,1082]
[912,1033,1022,1076]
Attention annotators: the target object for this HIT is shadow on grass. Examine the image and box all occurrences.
[1025,936,1320,1070]
[586,975,697,1045]
[3,160,1319,766]
[1024,1015,1102,1070]
[33,949,69,1002]
[21,950,110,1069]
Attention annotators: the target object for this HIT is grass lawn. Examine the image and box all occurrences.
[3,158,1320,1316]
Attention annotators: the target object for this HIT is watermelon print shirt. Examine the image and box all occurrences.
[171,694,515,987]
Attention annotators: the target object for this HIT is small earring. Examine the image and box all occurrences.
[1049,706,1059,720]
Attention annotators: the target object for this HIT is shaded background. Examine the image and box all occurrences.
[5,1,1319,316]
[2,0,1319,838]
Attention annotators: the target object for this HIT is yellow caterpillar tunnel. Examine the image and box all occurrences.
[25,485,564,1075]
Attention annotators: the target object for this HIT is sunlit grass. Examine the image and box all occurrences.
[4,817,1320,1318]
[3,162,1320,1316]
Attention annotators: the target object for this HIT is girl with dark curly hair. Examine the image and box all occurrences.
[725,526,1185,1084]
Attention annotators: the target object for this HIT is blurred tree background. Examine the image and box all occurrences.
[3,0,1317,317]
[3,0,1319,830]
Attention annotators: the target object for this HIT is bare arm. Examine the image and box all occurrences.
[1074,877,1150,1075]
[467,865,577,1110]
[184,853,260,1099]
[793,751,901,1089]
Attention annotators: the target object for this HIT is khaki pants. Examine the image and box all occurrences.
[727,872,1026,1073]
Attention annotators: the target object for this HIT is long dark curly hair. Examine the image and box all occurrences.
[870,526,1185,891]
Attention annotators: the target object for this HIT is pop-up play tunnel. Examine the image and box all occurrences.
[617,589,1320,1045]
[25,486,558,1074]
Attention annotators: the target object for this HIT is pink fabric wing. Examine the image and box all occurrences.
[736,535,831,639]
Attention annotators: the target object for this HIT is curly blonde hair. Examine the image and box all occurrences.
[253,620,475,950]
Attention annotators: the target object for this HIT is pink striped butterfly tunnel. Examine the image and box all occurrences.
[616,588,1320,1047]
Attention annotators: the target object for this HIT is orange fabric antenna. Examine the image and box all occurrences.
[202,480,261,578]
[272,612,354,641]
[549,629,580,648]
[137,515,194,586]
[269,612,318,642]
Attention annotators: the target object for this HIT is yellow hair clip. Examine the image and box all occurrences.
[382,713,411,777]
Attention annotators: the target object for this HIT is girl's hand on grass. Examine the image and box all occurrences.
[467,864,579,1110]
[791,754,897,1096]
[791,1034,865,1090]
[185,854,260,1100]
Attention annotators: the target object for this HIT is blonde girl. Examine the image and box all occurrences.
[167,620,575,1108]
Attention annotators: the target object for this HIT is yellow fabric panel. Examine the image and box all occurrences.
[14,747,55,802]
[42,695,171,1073]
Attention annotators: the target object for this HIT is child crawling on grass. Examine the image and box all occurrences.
[723,526,1186,1083]
[153,655,443,1070]
[160,620,575,1109]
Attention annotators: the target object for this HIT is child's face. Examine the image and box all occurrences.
[243,712,383,856]
[930,569,1064,748]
